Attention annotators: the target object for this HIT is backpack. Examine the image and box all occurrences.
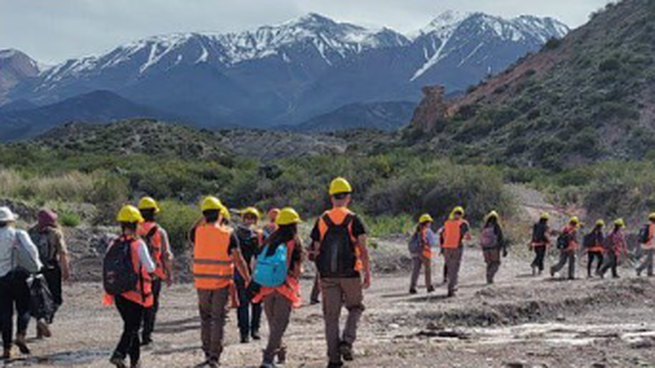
[583,232,597,248]
[639,224,650,244]
[103,238,139,296]
[532,223,547,243]
[30,228,57,265]
[556,232,571,250]
[408,232,423,254]
[253,243,288,287]
[316,214,357,278]
[236,226,260,262]
[28,275,56,322]
[480,226,498,249]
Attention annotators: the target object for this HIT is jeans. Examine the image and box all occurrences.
[0,271,31,350]
[587,252,603,277]
[444,247,463,295]
[531,246,546,272]
[551,251,576,279]
[113,295,144,365]
[142,278,161,341]
[235,274,261,338]
[409,255,432,290]
[321,277,365,364]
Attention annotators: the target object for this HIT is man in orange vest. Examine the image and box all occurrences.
[136,197,174,347]
[441,206,471,297]
[190,196,251,368]
[309,177,371,368]
[637,213,655,277]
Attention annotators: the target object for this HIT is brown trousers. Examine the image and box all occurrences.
[483,248,501,284]
[262,293,293,362]
[197,288,230,360]
[444,247,463,295]
[409,255,432,290]
[321,277,365,364]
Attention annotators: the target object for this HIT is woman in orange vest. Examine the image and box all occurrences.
[253,208,304,368]
[441,206,471,297]
[409,214,436,294]
[107,205,156,368]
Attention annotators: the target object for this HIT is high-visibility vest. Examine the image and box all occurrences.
[121,237,154,308]
[138,221,166,280]
[317,207,363,271]
[253,239,302,308]
[193,223,234,290]
[442,219,467,249]
[421,227,432,259]
[645,224,655,250]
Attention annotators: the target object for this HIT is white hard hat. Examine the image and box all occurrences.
[0,207,18,222]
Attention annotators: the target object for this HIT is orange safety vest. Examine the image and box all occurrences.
[421,227,432,259]
[442,219,469,249]
[644,224,655,250]
[252,240,302,308]
[317,207,363,271]
[193,223,235,290]
[562,225,578,252]
[138,221,166,280]
[121,237,154,308]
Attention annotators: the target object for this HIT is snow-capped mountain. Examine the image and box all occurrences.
[0,49,40,101]
[3,11,569,130]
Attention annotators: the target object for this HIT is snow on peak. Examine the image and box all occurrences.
[0,49,19,59]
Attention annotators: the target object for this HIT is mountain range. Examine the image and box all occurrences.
[0,11,568,140]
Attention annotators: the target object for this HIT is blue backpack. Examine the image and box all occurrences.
[253,243,288,287]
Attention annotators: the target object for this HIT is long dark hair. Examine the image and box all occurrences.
[265,224,303,264]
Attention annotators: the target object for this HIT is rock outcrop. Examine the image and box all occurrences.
[409,86,449,132]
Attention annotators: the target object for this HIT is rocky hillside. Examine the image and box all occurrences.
[410,0,655,170]
[293,101,416,132]
[0,49,39,101]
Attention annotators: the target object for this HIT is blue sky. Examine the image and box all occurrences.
[0,0,613,64]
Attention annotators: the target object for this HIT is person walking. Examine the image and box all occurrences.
[235,207,264,343]
[28,208,71,339]
[636,213,655,277]
[480,211,506,285]
[550,217,581,280]
[440,206,470,297]
[309,177,371,368]
[252,208,304,368]
[136,197,174,347]
[583,220,605,278]
[599,219,627,279]
[530,213,550,276]
[190,196,251,368]
[0,207,42,360]
[408,214,437,294]
[105,205,156,368]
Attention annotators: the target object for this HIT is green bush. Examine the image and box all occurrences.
[58,210,82,228]
[156,200,201,254]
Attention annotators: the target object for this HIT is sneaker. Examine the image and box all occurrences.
[37,319,51,339]
[251,331,261,341]
[339,342,354,362]
[409,288,417,295]
[110,356,128,368]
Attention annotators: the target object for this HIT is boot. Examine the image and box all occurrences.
[409,288,417,295]
[37,319,52,339]
[339,342,354,362]
[15,333,30,355]
[109,355,127,368]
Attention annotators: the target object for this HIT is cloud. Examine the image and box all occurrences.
[0,0,612,64]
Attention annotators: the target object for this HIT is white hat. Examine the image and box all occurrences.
[0,207,18,222]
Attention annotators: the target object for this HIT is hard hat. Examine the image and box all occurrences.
[419,214,434,224]
[267,208,280,221]
[220,204,231,220]
[138,196,160,213]
[595,219,605,227]
[486,211,500,220]
[540,212,550,220]
[200,196,223,212]
[614,218,625,227]
[241,207,261,220]
[570,216,580,225]
[649,213,655,221]
[276,207,302,226]
[117,205,145,223]
[329,177,353,196]
[452,206,465,215]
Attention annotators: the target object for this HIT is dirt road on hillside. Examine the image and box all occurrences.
[4,240,655,368]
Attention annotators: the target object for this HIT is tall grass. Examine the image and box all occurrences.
[0,169,95,202]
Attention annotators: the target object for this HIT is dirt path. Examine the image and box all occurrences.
[5,243,655,368]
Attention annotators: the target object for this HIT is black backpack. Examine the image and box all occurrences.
[236,226,260,264]
[532,223,547,243]
[103,238,139,296]
[316,214,357,278]
[556,232,571,250]
[639,225,650,244]
[583,232,596,248]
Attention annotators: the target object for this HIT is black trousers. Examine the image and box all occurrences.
[235,274,261,337]
[142,278,161,341]
[114,296,144,365]
[587,252,603,277]
[0,271,31,350]
[531,246,546,271]
[42,263,63,322]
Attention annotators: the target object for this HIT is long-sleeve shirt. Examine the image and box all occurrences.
[0,227,43,277]
[135,239,156,273]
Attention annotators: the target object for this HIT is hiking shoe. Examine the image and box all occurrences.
[110,356,128,368]
[37,319,51,338]
[252,331,261,341]
[339,342,354,362]
[15,334,30,355]
[409,288,417,295]
[327,362,344,368]
[427,286,435,293]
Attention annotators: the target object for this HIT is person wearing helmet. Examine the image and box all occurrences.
[599,219,627,279]
[189,197,251,368]
[440,206,471,297]
[262,208,280,240]
[136,197,174,346]
[28,208,71,339]
[409,214,437,294]
[107,205,156,368]
[636,213,655,277]
[252,208,304,368]
[0,207,42,360]
[530,212,551,276]
[550,217,581,280]
[480,211,507,285]
[582,220,605,278]
[309,177,370,368]
[235,207,264,343]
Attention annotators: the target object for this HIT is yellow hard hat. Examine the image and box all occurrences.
[200,196,223,212]
[138,196,160,213]
[276,207,302,226]
[540,212,550,220]
[329,177,353,196]
[649,213,655,221]
[241,207,261,220]
[614,218,625,227]
[452,206,465,215]
[419,214,434,224]
[117,205,145,223]
[486,211,500,220]
[595,219,605,227]
[570,216,580,224]
[220,204,231,220]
